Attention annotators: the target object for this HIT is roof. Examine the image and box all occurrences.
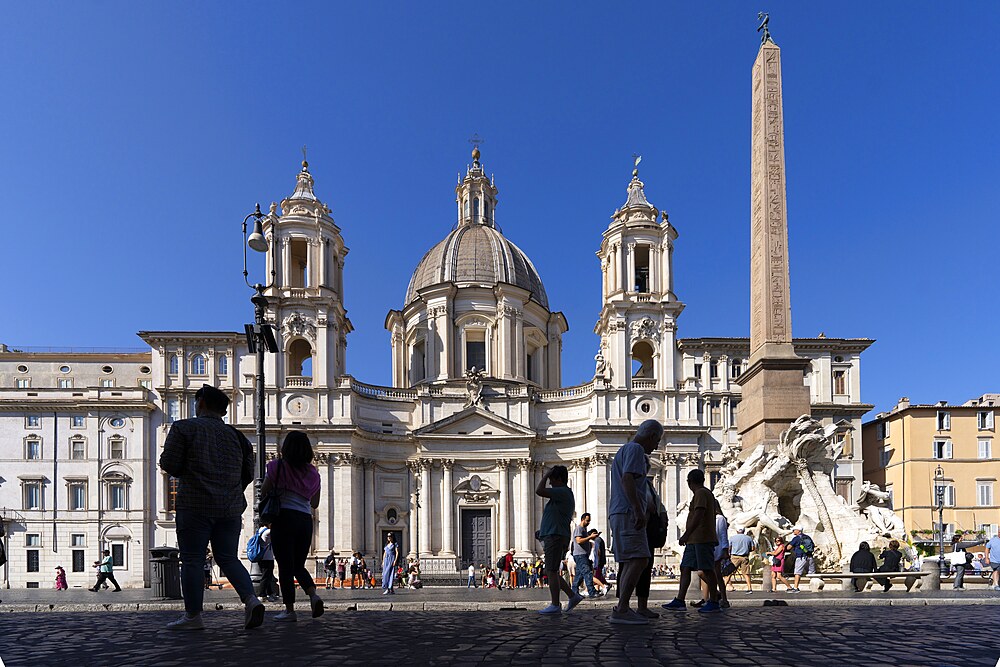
[404,223,549,308]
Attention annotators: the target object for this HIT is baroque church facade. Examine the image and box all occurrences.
[0,147,873,587]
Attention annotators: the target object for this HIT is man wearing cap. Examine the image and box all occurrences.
[160,384,264,630]
[785,526,816,592]
[727,527,755,593]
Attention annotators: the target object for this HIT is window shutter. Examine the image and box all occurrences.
[945,441,954,459]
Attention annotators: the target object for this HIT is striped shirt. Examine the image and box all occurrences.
[160,414,253,518]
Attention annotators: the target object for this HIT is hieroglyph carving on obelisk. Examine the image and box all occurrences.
[749,40,796,363]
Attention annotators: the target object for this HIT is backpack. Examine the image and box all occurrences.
[496,555,506,570]
[246,531,264,563]
[799,535,815,555]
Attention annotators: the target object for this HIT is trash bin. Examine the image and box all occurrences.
[149,546,182,600]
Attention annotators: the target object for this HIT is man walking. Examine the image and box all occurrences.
[467,563,477,588]
[728,527,755,593]
[571,513,600,598]
[159,384,264,631]
[499,549,515,590]
[786,526,816,592]
[591,529,611,595]
[89,550,121,592]
[608,419,663,625]
[662,469,723,613]
[535,465,579,614]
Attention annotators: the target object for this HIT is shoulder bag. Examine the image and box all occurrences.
[257,460,283,524]
[645,478,669,549]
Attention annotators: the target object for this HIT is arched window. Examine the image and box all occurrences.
[218,355,228,375]
[287,339,313,377]
[410,340,426,384]
[169,355,179,375]
[730,358,743,379]
[473,198,480,220]
[191,354,206,375]
[631,341,655,378]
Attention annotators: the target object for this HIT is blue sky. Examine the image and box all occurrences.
[2,3,998,416]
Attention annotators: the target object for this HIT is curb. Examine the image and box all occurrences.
[3,597,999,613]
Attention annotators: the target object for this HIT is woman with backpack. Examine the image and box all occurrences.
[261,431,323,621]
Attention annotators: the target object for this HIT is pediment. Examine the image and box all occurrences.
[414,406,535,438]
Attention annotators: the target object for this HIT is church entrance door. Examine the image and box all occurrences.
[460,509,491,568]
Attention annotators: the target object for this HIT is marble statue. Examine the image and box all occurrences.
[702,415,911,568]
[464,366,486,407]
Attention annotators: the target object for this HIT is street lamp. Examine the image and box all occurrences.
[934,464,947,577]
[242,203,278,531]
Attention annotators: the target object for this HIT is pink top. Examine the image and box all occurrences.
[266,459,321,499]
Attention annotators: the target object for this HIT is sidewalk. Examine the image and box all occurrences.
[3,584,998,613]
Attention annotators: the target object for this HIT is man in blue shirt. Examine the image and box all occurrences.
[985,529,1000,591]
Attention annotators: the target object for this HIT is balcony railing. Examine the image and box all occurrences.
[632,378,657,390]
[287,376,313,387]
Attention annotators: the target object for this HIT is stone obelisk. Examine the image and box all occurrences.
[735,33,811,451]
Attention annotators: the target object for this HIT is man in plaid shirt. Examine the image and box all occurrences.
[160,384,264,631]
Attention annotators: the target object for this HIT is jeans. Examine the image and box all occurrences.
[176,510,255,615]
[953,564,966,588]
[572,554,597,596]
[467,575,476,588]
[270,508,315,606]
[257,560,277,598]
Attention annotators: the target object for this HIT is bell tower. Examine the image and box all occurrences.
[594,159,684,392]
[262,158,353,398]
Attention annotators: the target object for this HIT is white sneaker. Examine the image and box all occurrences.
[274,610,298,622]
[167,614,205,631]
[244,597,265,629]
[564,593,584,612]
[310,595,325,618]
[538,604,561,614]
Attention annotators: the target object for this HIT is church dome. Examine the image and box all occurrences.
[405,223,549,309]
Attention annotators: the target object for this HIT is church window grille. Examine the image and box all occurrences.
[27,550,40,572]
[72,550,85,572]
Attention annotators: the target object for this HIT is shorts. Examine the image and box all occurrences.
[609,512,651,562]
[990,562,1000,571]
[680,543,716,572]
[542,535,570,572]
[794,556,815,575]
[731,554,750,575]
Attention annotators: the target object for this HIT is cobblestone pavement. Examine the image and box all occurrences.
[2,606,998,666]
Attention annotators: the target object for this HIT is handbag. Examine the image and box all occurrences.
[645,478,669,549]
[720,558,737,577]
[771,555,782,567]
[257,461,283,524]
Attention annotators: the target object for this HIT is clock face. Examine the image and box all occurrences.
[470,475,482,492]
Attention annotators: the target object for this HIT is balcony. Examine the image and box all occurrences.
[632,378,657,390]
[286,376,313,388]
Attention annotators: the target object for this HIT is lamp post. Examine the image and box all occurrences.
[242,204,278,531]
[934,464,947,577]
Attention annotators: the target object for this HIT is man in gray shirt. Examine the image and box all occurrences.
[727,527,755,593]
[571,513,599,598]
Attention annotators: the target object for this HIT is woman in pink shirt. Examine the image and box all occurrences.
[261,431,322,622]
[769,536,793,591]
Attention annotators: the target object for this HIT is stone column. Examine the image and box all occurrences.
[440,460,455,556]
[736,36,811,451]
[364,459,376,554]
[281,237,292,287]
[575,459,589,514]
[514,310,524,380]
[517,459,532,555]
[626,242,636,292]
[419,460,432,557]
[319,239,328,288]
[592,454,611,533]
[497,459,510,553]
[407,461,419,560]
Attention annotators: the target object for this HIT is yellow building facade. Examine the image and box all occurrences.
[862,394,999,544]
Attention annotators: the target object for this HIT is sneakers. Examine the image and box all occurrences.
[538,604,561,615]
[382,589,390,595]
[244,597,265,629]
[720,600,731,609]
[787,587,800,593]
[745,590,754,594]
[636,608,660,619]
[609,608,649,625]
[274,610,297,622]
[266,595,280,603]
[690,599,706,608]
[310,595,325,618]
[166,614,205,631]
[698,601,722,614]
[564,593,584,612]
[661,598,686,610]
